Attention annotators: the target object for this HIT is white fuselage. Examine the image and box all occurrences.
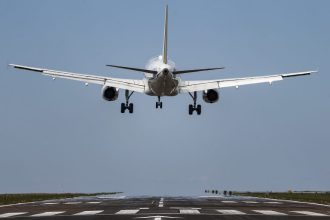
[144,56,181,96]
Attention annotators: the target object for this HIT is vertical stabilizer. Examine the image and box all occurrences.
[162,5,168,64]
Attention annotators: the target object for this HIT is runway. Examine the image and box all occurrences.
[0,195,329,219]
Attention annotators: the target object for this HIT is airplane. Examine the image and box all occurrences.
[10,6,316,115]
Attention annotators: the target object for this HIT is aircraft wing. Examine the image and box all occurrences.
[180,70,317,92]
[9,64,145,93]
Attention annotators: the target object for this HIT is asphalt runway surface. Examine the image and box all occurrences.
[0,195,329,219]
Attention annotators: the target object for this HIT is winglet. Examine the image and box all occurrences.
[162,5,168,64]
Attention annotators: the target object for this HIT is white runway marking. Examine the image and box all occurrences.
[116,209,140,214]
[87,201,101,204]
[179,209,200,214]
[264,201,281,204]
[64,202,81,205]
[217,209,246,215]
[159,198,164,207]
[31,211,64,217]
[74,210,103,215]
[0,212,27,218]
[43,202,58,205]
[243,201,259,204]
[253,210,287,215]
[291,211,328,216]
[221,201,237,203]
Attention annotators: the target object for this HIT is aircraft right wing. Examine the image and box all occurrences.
[180,70,317,92]
[9,64,146,93]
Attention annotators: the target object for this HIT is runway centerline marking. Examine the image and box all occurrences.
[43,202,58,205]
[179,209,200,214]
[221,201,237,203]
[31,211,65,217]
[243,201,259,204]
[291,211,328,216]
[87,201,101,204]
[159,198,164,207]
[74,210,103,215]
[264,201,282,204]
[0,212,27,218]
[64,202,81,205]
[253,210,287,215]
[217,209,246,215]
[116,209,140,214]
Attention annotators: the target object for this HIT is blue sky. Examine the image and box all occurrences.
[0,0,329,195]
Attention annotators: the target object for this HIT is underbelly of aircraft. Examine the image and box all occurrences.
[147,77,179,96]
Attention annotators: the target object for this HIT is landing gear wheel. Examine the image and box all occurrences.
[189,104,193,115]
[128,103,134,113]
[121,103,125,113]
[197,104,201,115]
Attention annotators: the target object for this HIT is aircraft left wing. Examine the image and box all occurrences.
[180,70,317,92]
[9,64,146,93]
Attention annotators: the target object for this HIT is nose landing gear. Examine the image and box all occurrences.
[156,96,163,109]
[121,90,134,113]
[188,91,202,115]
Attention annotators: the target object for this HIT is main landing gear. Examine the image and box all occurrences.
[121,90,134,113]
[188,91,202,115]
[156,96,163,109]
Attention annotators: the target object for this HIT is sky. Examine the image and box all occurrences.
[0,0,329,196]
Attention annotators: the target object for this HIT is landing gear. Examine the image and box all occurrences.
[156,96,163,109]
[121,90,134,113]
[188,91,202,115]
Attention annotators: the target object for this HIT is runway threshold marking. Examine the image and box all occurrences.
[74,210,103,215]
[253,210,287,215]
[217,210,246,215]
[290,211,328,216]
[179,209,200,214]
[31,211,65,217]
[0,212,27,218]
[116,209,140,214]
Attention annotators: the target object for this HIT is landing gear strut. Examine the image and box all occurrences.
[188,91,201,115]
[121,90,134,113]
[156,96,163,109]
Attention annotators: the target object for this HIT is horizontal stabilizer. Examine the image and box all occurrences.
[173,67,225,74]
[106,65,157,74]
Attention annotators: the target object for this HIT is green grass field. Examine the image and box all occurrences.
[235,192,330,205]
[0,192,121,205]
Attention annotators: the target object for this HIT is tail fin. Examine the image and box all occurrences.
[162,5,168,64]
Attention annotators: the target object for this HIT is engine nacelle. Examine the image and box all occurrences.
[203,89,219,103]
[102,86,119,101]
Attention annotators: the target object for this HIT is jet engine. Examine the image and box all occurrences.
[102,86,119,101]
[202,89,219,103]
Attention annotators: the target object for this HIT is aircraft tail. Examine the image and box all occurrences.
[162,5,168,64]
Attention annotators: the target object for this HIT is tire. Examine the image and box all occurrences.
[129,103,134,113]
[188,104,193,115]
[197,104,201,115]
[121,103,125,113]
[156,102,158,109]
[160,102,163,109]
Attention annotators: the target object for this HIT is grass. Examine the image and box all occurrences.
[0,192,122,205]
[235,192,330,205]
